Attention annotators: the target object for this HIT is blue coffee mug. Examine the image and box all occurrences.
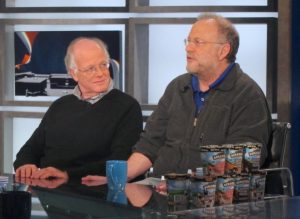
[107,189,128,205]
[106,160,127,191]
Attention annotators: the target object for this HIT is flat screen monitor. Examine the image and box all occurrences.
[14,29,123,100]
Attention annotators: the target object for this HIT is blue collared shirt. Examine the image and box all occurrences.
[192,63,235,115]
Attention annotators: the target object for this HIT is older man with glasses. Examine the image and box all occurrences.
[82,13,272,183]
[14,37,143,180]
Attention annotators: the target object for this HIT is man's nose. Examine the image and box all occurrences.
[185,42,195,52]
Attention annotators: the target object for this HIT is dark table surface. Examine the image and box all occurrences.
[1,173,300,219]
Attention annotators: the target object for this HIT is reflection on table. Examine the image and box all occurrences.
[173,196,300,218]
[1,174,300,218]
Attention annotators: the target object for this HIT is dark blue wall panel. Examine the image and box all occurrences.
[291,0,300,195]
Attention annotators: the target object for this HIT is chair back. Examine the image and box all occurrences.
[109,59,121,90]
[264,121,294,197]
[267,121,291,168]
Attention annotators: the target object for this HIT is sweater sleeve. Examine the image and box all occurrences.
[223,90,272,167]
[66,99,143,178]
[133,82,172,163]
[13,112,49,170]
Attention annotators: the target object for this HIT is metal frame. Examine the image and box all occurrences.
[0,0,129,13]
[130,0,277,13]
[0,18,128,107]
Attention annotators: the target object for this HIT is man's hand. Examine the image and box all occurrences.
[15,164,39,178]
[81,175,107,186]
[155,181,167,195]
[15,177,67,189]
[31,167,68,180]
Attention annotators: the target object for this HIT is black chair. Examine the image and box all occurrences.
[262,121,294,198]
[109,59,121,90]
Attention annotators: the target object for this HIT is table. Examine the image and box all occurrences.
[1,174,300,219]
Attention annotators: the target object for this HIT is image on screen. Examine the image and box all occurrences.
[14,30,122,97]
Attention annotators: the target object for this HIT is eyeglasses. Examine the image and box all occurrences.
[76,61,110,75]
[184,38,227,47]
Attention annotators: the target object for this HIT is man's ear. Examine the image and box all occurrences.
[218,43,231,61]
[69,69,78,82]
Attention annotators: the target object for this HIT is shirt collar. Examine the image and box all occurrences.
[191,62,235,93]
[73,79,114,104]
